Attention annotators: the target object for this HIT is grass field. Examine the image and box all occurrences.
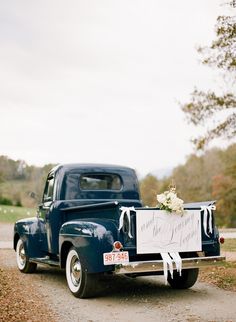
[221,238,236,252]
[0,205,36,223]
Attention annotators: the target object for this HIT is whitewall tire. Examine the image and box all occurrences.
[16,239,37,273]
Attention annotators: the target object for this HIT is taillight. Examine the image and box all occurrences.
[219,236,225,244]
[113,241,123,251]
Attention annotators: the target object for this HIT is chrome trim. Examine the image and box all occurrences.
[114,256,225,275]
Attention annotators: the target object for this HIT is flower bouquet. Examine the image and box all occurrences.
[156,186,185,215]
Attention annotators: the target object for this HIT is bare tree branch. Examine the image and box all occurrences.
[192,113,236,150]
[182,89,236,125]
[182,13,236,150]
[198,16,236,72]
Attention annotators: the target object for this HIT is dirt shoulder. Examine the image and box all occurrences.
[0,267,57,322]
[199,261,236,292]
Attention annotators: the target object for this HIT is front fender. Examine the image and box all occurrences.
[59,219,118,273]
[14,217,45,258]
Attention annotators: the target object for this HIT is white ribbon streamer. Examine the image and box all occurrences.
[169,252,182,276]
[160,252,174,284]
[119,206,135,238]
[201,205,216,237]
[161,252,183,284]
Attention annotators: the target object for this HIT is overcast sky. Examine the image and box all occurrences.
[0,0,231,177]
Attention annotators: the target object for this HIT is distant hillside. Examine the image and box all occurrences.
[0,156,56,207]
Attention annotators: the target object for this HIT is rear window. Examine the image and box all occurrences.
[79,174,122,191]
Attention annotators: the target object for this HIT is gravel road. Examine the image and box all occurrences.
[1,223,236,322]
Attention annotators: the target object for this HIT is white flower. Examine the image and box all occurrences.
[157,193,166,204]
[166,191,176,200]
[156,189,184,215]
[171,197,184,212]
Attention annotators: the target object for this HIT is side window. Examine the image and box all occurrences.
[43,176,55,202]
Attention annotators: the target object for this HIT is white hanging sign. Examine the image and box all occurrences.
[136,210,202,254]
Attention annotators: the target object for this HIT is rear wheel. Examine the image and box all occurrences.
[16,239,37,273]
[66,247,98,298]
[167,268,199,289]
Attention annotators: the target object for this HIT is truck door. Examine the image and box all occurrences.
[38,174,55,254]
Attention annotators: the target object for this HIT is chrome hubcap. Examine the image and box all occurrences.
[71,256,81,286]
[18,243,26,266]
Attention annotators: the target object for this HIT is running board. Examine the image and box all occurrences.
[30,257,60,267]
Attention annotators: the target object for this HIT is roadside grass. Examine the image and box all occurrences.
[200,261,236,291]
[0,204,36,223]
[200,238,236,291]
[221,239,236,252]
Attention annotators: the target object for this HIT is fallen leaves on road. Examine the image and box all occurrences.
[199,261,236,292]
[0,268,57,322]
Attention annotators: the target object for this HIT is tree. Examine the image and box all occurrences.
[212,144,236,226]
[172,148,224,202]
[139,174,171,207]
[139,174,160,207]
[182,12,236,150]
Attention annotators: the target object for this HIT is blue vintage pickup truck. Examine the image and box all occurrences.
[14,164,225,298]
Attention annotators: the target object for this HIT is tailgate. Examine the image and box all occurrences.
[119,202,220,260]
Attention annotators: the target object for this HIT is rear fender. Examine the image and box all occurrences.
[59,219,118,273]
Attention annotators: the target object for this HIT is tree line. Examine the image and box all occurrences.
[140,143,236,227]
[0,143,235,226]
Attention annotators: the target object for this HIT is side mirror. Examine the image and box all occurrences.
[29,192,40,203]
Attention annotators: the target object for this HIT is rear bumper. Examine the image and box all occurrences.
[114,255,225,275]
